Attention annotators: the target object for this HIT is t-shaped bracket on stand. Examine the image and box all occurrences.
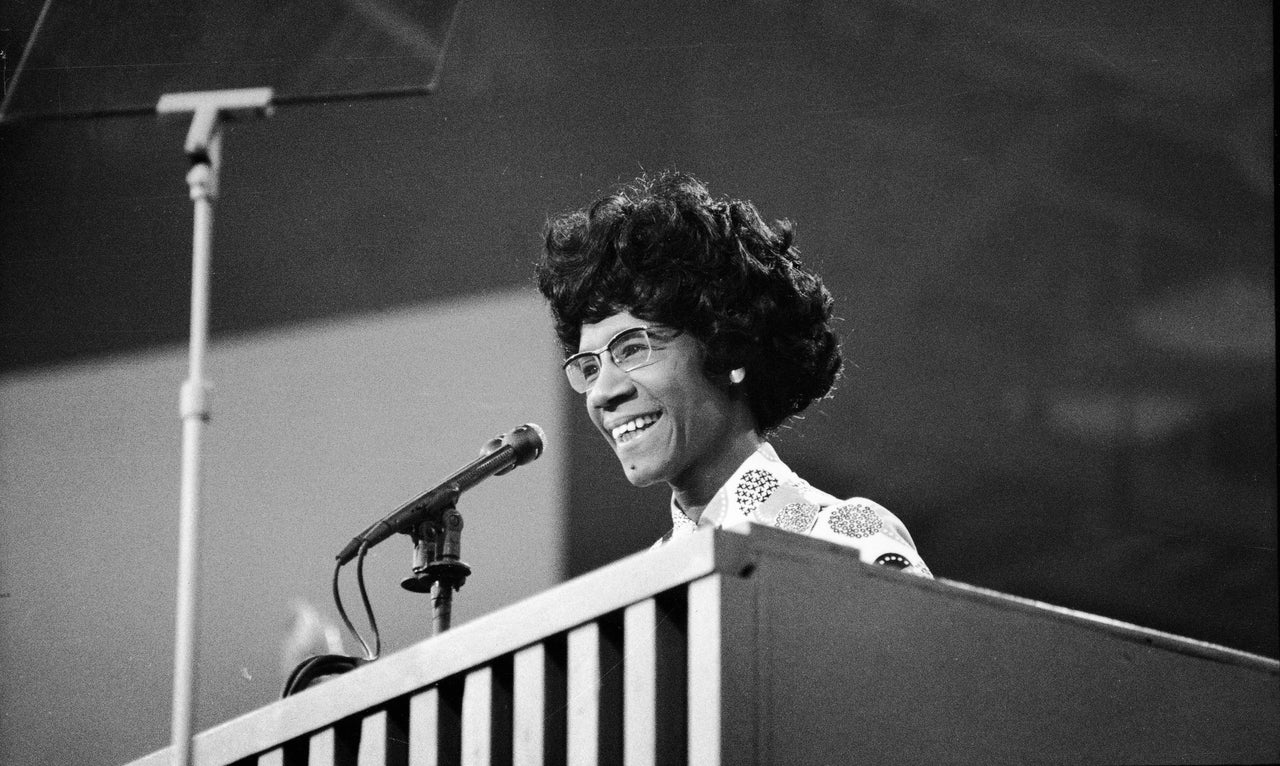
[158,86,273,766]
[158,87,275,162]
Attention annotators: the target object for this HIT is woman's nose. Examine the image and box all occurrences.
[586,355,634,408]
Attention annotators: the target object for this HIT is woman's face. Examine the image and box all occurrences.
[575,310,750,493]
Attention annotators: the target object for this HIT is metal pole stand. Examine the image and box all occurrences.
[157,87,273,766]
[401,503,472,636]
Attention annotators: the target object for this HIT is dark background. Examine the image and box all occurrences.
[3,0,1274,672]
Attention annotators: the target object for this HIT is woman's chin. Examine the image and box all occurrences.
[619,459,666,488]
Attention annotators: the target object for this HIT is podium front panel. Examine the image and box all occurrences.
[124,526,1279,766]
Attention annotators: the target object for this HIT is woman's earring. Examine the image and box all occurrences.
[729,368,746,384]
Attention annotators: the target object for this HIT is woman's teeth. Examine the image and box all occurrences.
[612,413,660,443]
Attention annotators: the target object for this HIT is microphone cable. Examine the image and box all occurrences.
[337,543,382,661]
[281,549,380,698]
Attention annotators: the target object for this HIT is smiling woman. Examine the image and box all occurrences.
[536,171,930,576]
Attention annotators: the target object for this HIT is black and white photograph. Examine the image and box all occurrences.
[0,2,1274,764]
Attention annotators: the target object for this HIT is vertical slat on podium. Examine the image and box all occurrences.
[462,660,515,766]
[514,637,568,766]
[357,711,386,766]
[686,576,721,766]
[409,689,439,766]
[410,678,464,766]
[514,645,547,766]
[463,666,494,765]
[568,617,624,766]
[357,707,409,766]
[568,623,601,766]
[256,749,284,766]
[623,600,658,766]
[625,593,688,766]
[310,728,337,766]
[514,645,545,766]
[309,727,344,766]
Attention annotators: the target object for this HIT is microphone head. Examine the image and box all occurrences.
[494,423,545,474]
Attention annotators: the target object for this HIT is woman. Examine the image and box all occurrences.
[537,171,930,576]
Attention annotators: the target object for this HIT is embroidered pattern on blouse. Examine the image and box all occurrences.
[774,501,820,533]
[828,503,883,539]
[874,552,912,569]
[875,552,932,577]
[735,469,779,516]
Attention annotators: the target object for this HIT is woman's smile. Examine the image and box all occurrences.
[611,412,662,445]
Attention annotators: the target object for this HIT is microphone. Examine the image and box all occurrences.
[336,423,546,565]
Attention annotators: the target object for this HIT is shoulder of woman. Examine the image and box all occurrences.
[840,496,917,549]
[808,496,933,578]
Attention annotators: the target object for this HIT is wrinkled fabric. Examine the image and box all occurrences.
[657,443,932,578]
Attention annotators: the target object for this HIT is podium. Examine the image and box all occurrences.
[127,525,1279,765]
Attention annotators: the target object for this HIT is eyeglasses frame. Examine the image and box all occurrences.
[562,325,670,393]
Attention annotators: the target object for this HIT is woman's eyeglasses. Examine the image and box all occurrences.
[562,326,666,393]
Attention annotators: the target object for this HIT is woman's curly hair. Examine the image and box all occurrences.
[536,171,842,432]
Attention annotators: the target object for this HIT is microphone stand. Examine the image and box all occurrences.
[1,13,463,761]
[144,83,443,766]
[400,487,472,635]
[158,87,273,766]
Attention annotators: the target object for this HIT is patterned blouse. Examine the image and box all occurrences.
[657,443,932,578]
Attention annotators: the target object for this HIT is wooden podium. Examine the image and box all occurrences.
[127,525,1279,765]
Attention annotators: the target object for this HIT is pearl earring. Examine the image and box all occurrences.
[729,368,746,384]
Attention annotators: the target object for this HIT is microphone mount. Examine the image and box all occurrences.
[400,491,472,636]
